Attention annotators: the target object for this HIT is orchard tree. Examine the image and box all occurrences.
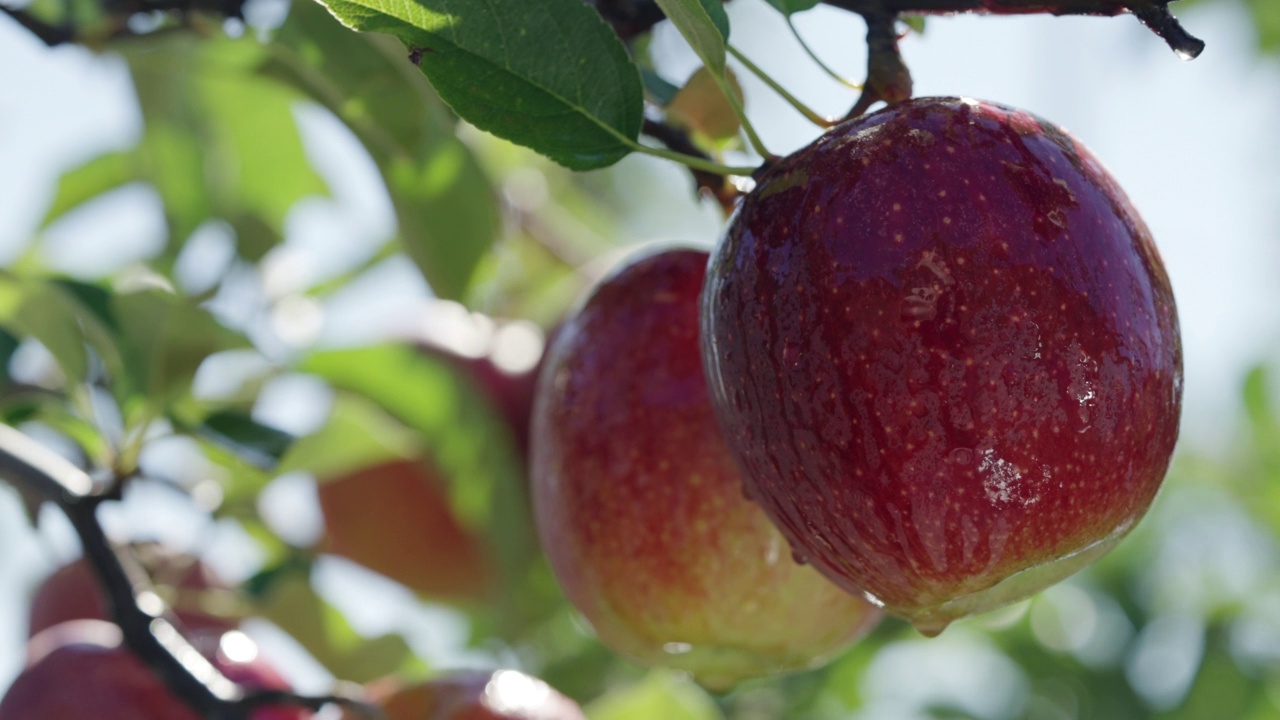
[1,0,1279,717]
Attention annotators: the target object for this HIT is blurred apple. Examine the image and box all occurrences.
[0,620,309,719]
[28,543,237,639]
[317,459,496,602]
[532,248,882,690]
[371,670,585,720]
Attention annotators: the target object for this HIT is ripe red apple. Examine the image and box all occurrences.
[28,544,236,639]
[0,620,310,719]
[532,248,882,690]
[317,459,496,602]
[371,670,585,720]
[701,97,1182,635]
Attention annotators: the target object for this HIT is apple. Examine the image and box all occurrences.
[371,670,585,720]
[28,543,236,639]
[317,459,496,602]
[531,247,882,690]
[700,96,1182,635]
[0,619,310,719]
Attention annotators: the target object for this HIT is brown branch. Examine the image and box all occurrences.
[846,6,913,119]
[0,4,76,46]
[820,0,1203,58]
[0,424,376,720]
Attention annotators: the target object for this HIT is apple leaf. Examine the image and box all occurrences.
[652,0,730,75]
[264,1,501,299]
[587,671,722,720]
[195,411,295,470]
[762,0,820,15]
[279,392,419,479]
[39,152,139,227]
[666,66,743,143]
[313,0,644,170]
[111,287,249,406]
[0,277,122,386]
[256,570,422,683]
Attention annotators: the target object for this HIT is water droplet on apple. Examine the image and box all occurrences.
[791,550,809,565]
[912,616,951,637]
[950,447,974,465]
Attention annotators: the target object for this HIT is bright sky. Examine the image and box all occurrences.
[0,0,1277,701]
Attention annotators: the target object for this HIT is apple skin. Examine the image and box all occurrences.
[700,97,1182,635]
[317,459,496,602]
[28,546,236,639]
[372,670,585,720]
[532,248,882,690]
[0,620,309,720]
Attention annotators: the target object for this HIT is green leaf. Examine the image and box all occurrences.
[641,69,681,106]
[652,0,730,75]
[265,2,502,298]
[40,152,140,227]
[0,276,122,385]
[587,671,723,720]
[313,0,644,170]
[196,411,295,470]
[123,36,327,253]
[278,392,419,479]
[1247,0,1280,54]
[386,146,500,298]
[257,570,423,683]
[111,288,249,405]
[763,0,820,15]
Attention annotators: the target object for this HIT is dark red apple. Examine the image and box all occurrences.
[28,544,236,639]
[371,670,585,720]
[0,620,310,719]
[317,459,497,602]
[532,248,882,690]
[701,97,1182,635]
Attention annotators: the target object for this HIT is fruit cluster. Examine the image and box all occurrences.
[532,97,1182,684]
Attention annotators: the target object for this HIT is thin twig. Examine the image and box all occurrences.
[846,5,913,119]
[641,118,741,216]
[0,423,374,720]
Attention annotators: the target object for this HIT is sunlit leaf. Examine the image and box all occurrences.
[587,671,722,720]
[40,152,140,227]
[653,0,730,74]
[313,0,644,169]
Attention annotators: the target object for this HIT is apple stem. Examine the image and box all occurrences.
[845,6,915,119]
[787,16,864,91]
[0,424,384,720]
[727,44,838,129]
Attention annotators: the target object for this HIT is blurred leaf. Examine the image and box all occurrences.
[0,276,121,385]
[111,287,249,406]
[666,66,743,143]
[314,0,644,170]
[901,14,927,34]
[641,69,681,106]
[257,570,422,683]
[300,345,547,635]
[279,392,418,479]
[763,0,820,14]
[586,671,722,720]
[264,2,501,299]
[1246,0,1280,54]
[118,36,326,257]
[195,411,294,470]
[653,0,730,75]
[40,152,140,226]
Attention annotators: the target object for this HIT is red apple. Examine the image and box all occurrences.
[28,544,236,639]
[0,620,310,719]
[317,459,496,602]
[532,248,882,690]
[371,670,585,720]
[701,97,1182,635]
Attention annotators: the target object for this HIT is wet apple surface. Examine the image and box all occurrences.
[532,248,881,689]
[701,97,1182,634]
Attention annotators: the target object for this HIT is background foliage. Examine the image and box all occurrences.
[0,0,1278,717]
